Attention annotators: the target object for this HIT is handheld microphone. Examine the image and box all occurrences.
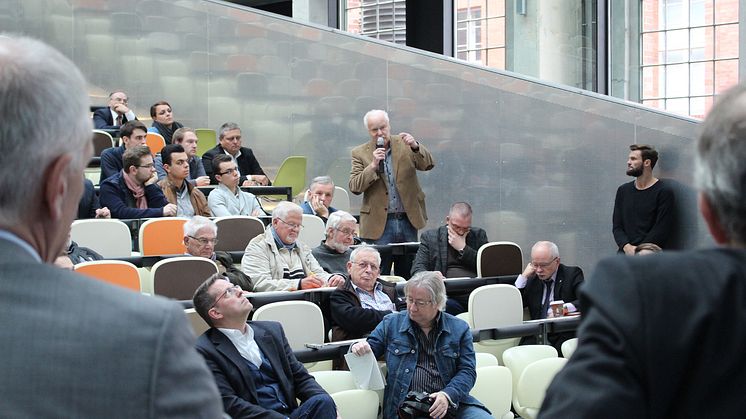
[376,136,385,173]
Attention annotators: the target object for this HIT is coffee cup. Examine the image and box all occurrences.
[549,300,565,318]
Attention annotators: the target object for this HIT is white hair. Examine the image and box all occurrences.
[405,271,447,311]
[0,35,91,225]
[309,175,334,191]
[326,210,356,232]
[272,201,302,221]
[183,215,217,237]
[349,244,381,266]
[363,109,389,129]
[532,241,560,258]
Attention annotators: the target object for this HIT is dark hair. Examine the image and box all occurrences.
[150,100,172,118]
[192,273,224,327]
[212,154,233,176]
[122,145,152,173]
[120,120,147,139]
[161,143,185,166]
[629,144,659,169]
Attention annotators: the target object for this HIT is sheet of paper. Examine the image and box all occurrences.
[344,350,385,390]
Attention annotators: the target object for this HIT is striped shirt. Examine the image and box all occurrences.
[409,313,445,394]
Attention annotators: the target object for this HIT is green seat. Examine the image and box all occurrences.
[263,156,307,213]
[195,128,217,158]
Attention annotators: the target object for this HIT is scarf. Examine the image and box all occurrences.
[151,120,184,145]
[122,170,147,209]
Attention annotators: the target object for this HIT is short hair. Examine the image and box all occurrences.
[161,144,185,166]
[218,122,241,140]
[634,243,662,254]
[120,120,147,139]
[629,144,659,169]
[532,241,560,259]
[272,201,303,221]
[363,109,389,129]
[149,100,171,118]
[695,84,746,245]
[192,273,224,327]
[184,216,217,238]
[327,210,356,231]
[122,145,152,172]
[0,36,90,225]
[309,175,334,191]
[405,271,447,311]
[109,90,127,99]
[212,154,233,176]
[349,244,381,266]
[449,202,473,218]
[172,127,195,144]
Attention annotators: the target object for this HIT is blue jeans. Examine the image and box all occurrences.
[458,404,493,418]
[369,214,417,277]
[290,394,336,419]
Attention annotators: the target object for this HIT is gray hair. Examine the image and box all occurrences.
[349,244,381,266]
[326,210,356,232]
[0,35,91,225]
[363,109,389,129]
[218,122,241,140]
[183,215,217,237]
[449,202,473,218]
[272,201,302,221]
[695,84,746,245]
[309,175,334,191]
[405,271,447,311]
[532,241,560,258]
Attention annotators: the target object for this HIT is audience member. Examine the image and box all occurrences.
[92,90,137,130]
[208,154,264,217]
[351,271,491,419]
[241,201,344,291]
[349,109,435,276]
[634,242,662,255]
[99,120,148,180]
[203,122,269,186]
[183,216,252,291]
[157,144,210,217]
[77,178,110,219]
[154,127,210,186]
[540,84,746,418]
[613,144,675,254]
[148,100,183,145]
[193,274,337,418]
[311,210,356,274]
[301,176,337,223]
[99,145,177,219]
[329,246,403,341]
[59,231,103,266]
[0,34,221,417]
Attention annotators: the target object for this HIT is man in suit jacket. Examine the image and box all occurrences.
[203,122,270,186]
[92,90,137,130]
[0,35,222,418]
[540,84,746,418]
[301,175,338,223]
[193,274,337,419]
[349,109,435,276]
[99,120,149,181]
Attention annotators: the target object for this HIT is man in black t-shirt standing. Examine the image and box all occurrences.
[612,144,675,254]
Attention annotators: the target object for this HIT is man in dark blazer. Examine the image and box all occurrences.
[193,274,337,419]
[99,120,148,181]
[540,84,746,418]
[0,35,222,418]
[202,122,270,186]
[92,90,137,129]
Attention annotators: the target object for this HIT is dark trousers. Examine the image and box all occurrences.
[291,394,337,419]
[367,213,417,279]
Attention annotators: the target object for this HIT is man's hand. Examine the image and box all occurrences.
[195,176,210,187]
[521,262,536,278]
[300,275,324,289]
[350,340,372,356]
[145,172,159,186]
[446,224,466,252]
[162,203,177,216]
[623,243,636,255]
[327,274,345,288]
[112,103,130,115]
[252,175,269,186]
[94,207,111,219]
[368,147,386,171]
[428,392,450,419]
[310,194,329,218]
[399,132,419,150]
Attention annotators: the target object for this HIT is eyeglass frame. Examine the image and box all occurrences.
[334,227,356,237]
[277,218,303,230]
[531,256,558,269]
[353,261,380,272]
[188,235,218,246]
[405,297,433,307]
[210,284,243,310]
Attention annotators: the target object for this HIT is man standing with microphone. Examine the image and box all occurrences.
[349,109,435,276]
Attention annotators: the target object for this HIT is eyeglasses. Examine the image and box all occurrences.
[531,257,558,269]
[278,218,303,230]
[406,297,433,307]
[354,261,380,271]
[223,136,242,143]
[334,227,356,237]
[136,163,155,169]
[189,236,218,246]
[210,284,243,309]
[218,168,238,176]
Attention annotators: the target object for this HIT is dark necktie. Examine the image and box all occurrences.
[541,279,554,319]
[116,114,123,126]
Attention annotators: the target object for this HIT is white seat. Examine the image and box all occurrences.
[310,370,356,394]
[331,389,379,419]
[184,308,209,337]
[71,219,132,258]
[331,186,350,212]
[502,345,558,418]
[475,352,500,368]
[298,214,326,246]
[515,358,568,419]
[469,284,523,364]
[470,366,514,419]
[379,275,406,283]
[561,337,578,358]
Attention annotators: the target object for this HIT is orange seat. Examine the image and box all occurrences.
[145,132,166,154]
[74,260,141,292]
[138,217,188,256]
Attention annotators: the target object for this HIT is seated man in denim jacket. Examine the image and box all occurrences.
[351,271,491,419]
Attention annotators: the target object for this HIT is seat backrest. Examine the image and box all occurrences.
[379,275,406,283]
[469,284,523,330]
[184,307,210,337]
[331,389,379,419]
[273,156,307,197]
[214,216,265,252]
[151,257,219,300]
[145,132,166,154]
[310,370,357,394]
[252,301,324,350]
[298,214,326,247]
[75,260,140,292]
[477,241,523,277]
[475,352,500,368]
[71,218,132,258]
[470,366,513,418]
[502,345,558,400]
[516,358,568,411]
[561,337,578,358]
[138,217,188,256]
[331,186,350,212]
[92,130,114,156]
[194,128,217,157]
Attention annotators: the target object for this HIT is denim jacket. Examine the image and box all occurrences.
[367,310,486,419]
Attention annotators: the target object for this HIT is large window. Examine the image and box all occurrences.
[454,0,506,70]
[641,0,739,118]
[343,0,407,44]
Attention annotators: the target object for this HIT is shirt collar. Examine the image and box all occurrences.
[270,226,296,250]
[0,229,41,262]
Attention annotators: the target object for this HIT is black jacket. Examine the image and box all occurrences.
[329,275,404,341]
[520,263,584,320]
[202,144,268,185]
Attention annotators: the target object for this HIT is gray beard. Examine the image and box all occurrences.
[327,241,349,253]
